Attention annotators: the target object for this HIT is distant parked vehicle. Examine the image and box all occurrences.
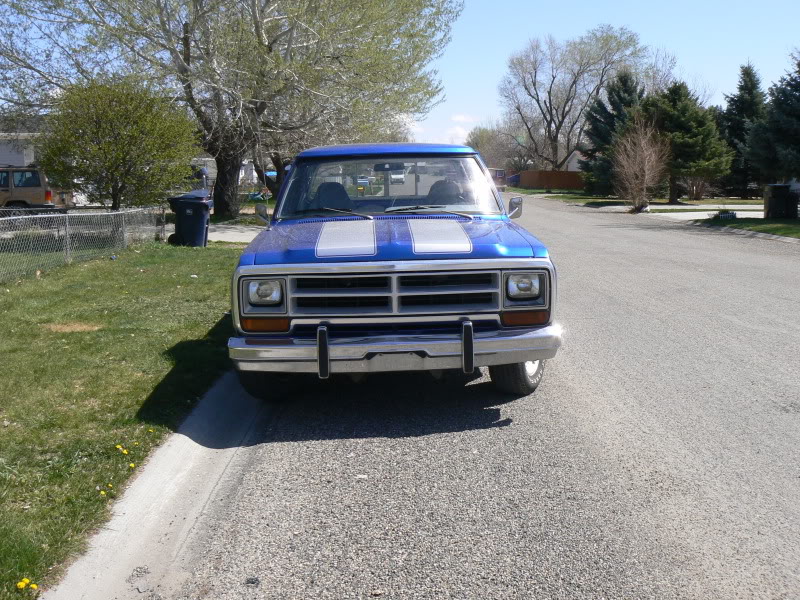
[0,166,74,214]
[390,170,406,184]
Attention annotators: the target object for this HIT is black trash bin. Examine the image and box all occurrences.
[167,189,213,247]
[764,184,799,219]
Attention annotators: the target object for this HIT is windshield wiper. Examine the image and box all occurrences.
[384,205,473,220]
[291,207,373,220]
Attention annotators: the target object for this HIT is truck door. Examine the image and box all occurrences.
[11,169,44,206]
[0,170,9,206]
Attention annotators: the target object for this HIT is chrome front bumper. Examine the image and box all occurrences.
[229,322,562,378]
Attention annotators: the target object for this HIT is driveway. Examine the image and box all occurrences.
[47,196,800,599]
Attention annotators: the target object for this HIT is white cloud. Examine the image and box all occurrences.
[451,114,476,123]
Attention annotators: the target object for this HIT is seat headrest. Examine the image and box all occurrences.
[427,180,461,202]
[315,182,353,210]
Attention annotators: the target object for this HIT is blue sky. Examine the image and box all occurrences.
[414,0,800,143]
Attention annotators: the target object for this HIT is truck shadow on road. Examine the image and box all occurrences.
[247,372,516,446]
[137,315,519,449]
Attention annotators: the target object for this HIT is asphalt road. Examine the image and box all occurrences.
[50,196,800,599]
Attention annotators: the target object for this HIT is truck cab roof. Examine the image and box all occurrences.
[296,143,477,159]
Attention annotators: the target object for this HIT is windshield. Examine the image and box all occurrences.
[276,155,503,219]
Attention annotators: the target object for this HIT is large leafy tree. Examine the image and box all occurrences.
[38,80,198,210]
[465,125,516,169]
[579,70,644,194]
[748,58,800,181]
[0,0,461,216]
[719,64,767,197]
[499,25,645,171]
[643,82,732,202]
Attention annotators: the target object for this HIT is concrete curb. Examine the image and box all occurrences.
[685,220,800,245]
[43,372,267,600]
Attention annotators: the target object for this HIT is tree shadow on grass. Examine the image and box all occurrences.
[136,313,234,431]
[582,200,627,208]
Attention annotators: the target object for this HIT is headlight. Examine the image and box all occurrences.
[248,280,283,305]
[507,273,542,299]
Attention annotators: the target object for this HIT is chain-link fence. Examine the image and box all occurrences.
[0,207,166,283]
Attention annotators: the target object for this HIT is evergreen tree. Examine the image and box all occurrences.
[579,70,644,194]
[643,82,733,202]
[720,64,767,197]
[748,59,800,181]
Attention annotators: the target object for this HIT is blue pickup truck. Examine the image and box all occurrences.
[229,143,561,397]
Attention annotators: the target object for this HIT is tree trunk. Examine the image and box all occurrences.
[264,153,287,196]
[111,184,121,211]
[213,154,244,218]
[740,169,750,199]
[668,173,679,203]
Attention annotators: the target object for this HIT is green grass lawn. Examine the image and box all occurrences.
[506,187,586,197]
[649,208,764,213]
[542,194,764,206]
[0,242,244,597]
[700,217,800,239]
[651,198,764,206]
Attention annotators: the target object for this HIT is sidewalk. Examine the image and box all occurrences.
[164,223,263,243]
[208,223,262,243]
[587,203,762,214]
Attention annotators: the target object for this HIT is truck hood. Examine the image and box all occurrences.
[238,215,548,266]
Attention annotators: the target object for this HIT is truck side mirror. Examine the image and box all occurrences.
[508,197,523,219]
[255,203,270,225]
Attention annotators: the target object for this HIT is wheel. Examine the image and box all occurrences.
[236,370,291,402]
[489,360,546,396]
[167,232,179,245]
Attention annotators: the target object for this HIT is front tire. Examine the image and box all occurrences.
[489,360,545,396]
[236,370,291,402]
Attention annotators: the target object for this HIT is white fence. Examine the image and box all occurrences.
[0,208,166,283]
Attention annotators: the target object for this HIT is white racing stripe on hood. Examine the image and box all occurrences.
[315,220,377,257]
[409,219,472,254]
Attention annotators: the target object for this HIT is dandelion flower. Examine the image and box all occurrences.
[107,483,113,488]
[100,490,106,496]
[22,579,29,584]
[134,442,140,446]
[122,449,129,455]
[30,584,38,590]
[115,444,122,449]
[148,428,154,433]
[16,581,26,589]
[129,463,135,468]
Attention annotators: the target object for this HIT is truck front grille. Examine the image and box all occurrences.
[287,271,500,316]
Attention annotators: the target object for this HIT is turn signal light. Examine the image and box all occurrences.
[240,317,290,333]
[501,310,550,327]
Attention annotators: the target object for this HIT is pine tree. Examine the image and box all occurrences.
[748,59,800,181]
[579,70,644,195]
[643,82,733,202]
[720,64,767,198]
